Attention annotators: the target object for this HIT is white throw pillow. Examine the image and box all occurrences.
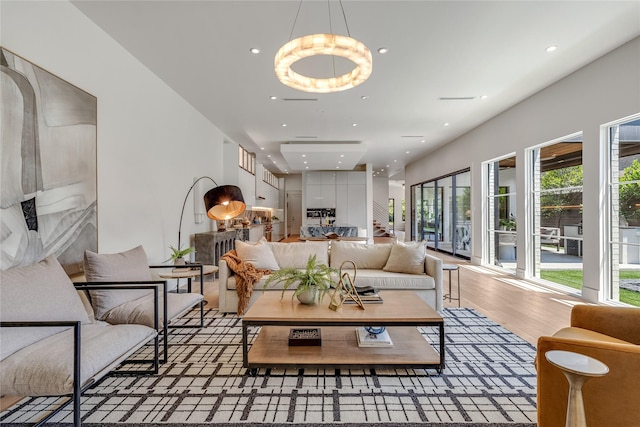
[330,241,393,269]
[269,241,329,269]
[382,241,426,275]
[83,245,153,319]
[235,237,280,270]
[0,256,90,360]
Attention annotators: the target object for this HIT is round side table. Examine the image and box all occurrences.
[545,350,609,427]
[158,264,218,294]
[442,264,460,307]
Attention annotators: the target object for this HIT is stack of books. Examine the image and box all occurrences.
[355,327,394,347]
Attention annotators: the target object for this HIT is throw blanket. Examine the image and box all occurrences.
[221,250,271,315]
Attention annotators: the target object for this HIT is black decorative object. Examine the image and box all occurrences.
[288,328,321,346]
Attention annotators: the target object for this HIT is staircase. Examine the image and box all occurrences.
[373,202,394,237]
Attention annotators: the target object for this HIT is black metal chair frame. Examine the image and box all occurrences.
[79,266,205,364]
[1,284,159,427]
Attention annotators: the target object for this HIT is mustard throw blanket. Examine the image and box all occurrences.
[220,250,271,315]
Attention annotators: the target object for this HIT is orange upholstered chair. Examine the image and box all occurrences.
[536,305,640,427]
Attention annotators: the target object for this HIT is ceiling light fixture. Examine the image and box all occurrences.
[274,0,372,93]
[269,96,277,100]
[377,47,388,54]
[545,45,558,52]
[250,48,260,54]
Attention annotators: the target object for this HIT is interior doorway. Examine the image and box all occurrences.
[286,191,302,237]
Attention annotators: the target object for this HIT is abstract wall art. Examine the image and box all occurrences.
[1,48,97,275]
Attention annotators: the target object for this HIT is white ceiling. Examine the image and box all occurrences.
[72,1,640,179]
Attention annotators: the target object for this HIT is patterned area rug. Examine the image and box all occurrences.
[1,308,537,426]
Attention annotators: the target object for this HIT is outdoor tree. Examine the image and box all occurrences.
[618,158,640,225]
[540,165,583,227]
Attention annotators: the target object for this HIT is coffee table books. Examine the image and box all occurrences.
[356,327,393,347]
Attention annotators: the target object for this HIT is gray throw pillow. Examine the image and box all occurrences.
[83,245,153,319]
[0,256,90,360]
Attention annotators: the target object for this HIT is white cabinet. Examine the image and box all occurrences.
[305,172,336,208]
[347,184,366,229]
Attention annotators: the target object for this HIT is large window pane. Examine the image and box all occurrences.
[609,116,640,307]
[531,135,584,292]
[486,157,517,273]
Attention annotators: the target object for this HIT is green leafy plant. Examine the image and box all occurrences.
[263,254,337,303]
[167,245,195,262]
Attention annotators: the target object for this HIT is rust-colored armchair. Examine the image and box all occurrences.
[536,305,640,427]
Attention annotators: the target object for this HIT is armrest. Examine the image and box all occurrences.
[571,305,640,344]
[74,282,163,331]
[424,253,443,311]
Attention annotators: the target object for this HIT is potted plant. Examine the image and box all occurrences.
[263,254,337,304]
[167,245,195,265]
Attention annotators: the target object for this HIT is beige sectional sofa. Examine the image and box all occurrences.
[218,239,443,314]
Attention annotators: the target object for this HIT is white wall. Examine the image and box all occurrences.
[389,180,405,234]
[2,1,231,263]
[405,36,640,302]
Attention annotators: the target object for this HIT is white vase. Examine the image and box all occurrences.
[296,286,318,305]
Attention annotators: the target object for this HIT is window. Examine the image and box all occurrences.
[410,169,470,258]
[238,145,255,174]
[263,168,279,189]
[609,115,640,307]
[485,156,517,272]
[530,134,583,291]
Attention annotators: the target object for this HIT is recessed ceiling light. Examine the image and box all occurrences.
[406,151,410,154]
[394,159,397,162]
[340,154,345,158]
[336,166,340,169]
[480,95,488,99]
[260,147,265,150]
[267,154,271,157]
[361,95,369,100]
[269,96,277,100]
[377,47,388,54]
[338,161,342,164]
[444,123,450,126]
[281,123,287,127]
[306,166,309,169]
[352,123,358,127]
[302,154,306,157]
[303,161,307,164]
[381,168,385,171]
[386,165,390,167]
[250,48,260,54]
[421,140,426,143]
[545,45,557,52]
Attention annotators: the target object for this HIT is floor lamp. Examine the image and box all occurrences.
[177,176,246,251]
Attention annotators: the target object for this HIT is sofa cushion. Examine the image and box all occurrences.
[330,241,393,269]
[268,241,329,268]
[0,322,156,396]
[0,256,90,360]
[100,292,203,329]
[553,326,633,345]
[235,237,280,270]
[383,241,426,274]
[335,269,434,290]
[83,246,153,319]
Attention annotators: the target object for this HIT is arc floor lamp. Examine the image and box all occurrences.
[177,176,246,250]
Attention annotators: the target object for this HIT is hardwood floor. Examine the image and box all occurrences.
[435,251,585,345]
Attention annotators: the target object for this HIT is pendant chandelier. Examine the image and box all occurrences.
[274,0,372,93]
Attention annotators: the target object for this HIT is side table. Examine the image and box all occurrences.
[545,350,609,427]
[442,264,460,307]
[158,264,218,295]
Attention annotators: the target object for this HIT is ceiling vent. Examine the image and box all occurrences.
[283,98,318,102]
[438,97,475,100]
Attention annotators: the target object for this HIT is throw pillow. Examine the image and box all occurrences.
[269,241,329,269]
[235,237,280,270]
[83,245,153,319]
[0,256,90,360]
[382,241,426,275]
[330,241,393,269]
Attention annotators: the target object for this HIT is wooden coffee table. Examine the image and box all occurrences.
[242,290,445,374]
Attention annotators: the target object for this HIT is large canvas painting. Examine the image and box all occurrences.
[1,48,97,275]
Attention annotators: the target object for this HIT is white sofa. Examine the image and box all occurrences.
[219,240,443,314]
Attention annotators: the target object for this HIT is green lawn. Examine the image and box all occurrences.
[540,270,640,307]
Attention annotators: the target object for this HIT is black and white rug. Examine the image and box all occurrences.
[1,308,537,426]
